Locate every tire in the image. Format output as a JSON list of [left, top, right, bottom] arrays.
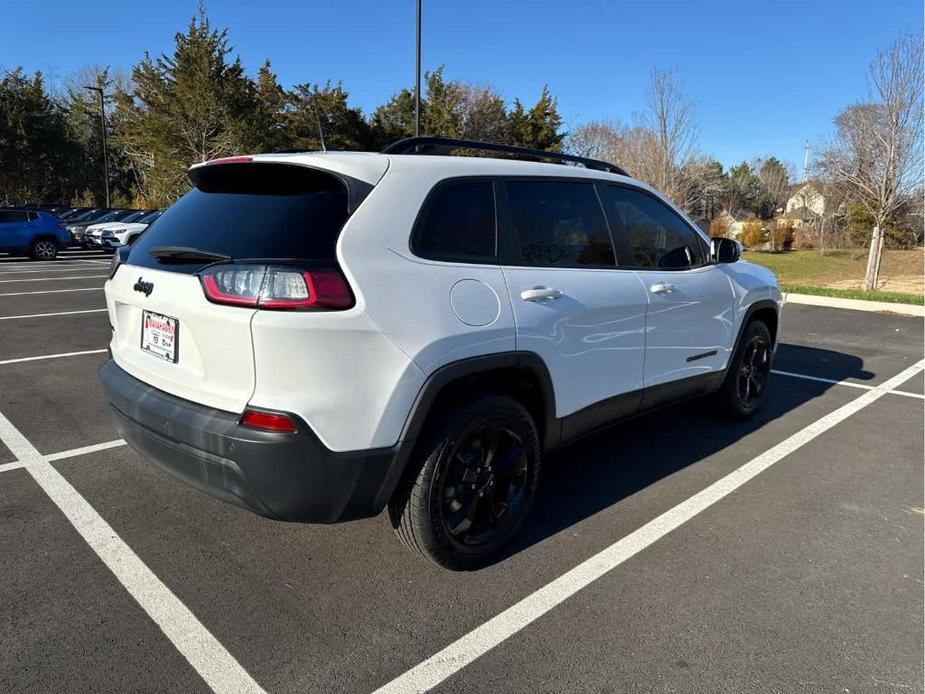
[[717, 320, 773, 419], [388, 394, 541, 570], [29, 238, 58, 261]]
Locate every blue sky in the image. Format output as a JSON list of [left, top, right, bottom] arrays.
[[3, 0, 921, 170]]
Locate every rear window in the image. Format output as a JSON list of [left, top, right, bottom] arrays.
[[412, 179, 496, 263], [502, 180, 616, 268], [127, 163, 350, 274]]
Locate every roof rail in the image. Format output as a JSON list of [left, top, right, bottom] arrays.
[[382, 136, 629, 177]]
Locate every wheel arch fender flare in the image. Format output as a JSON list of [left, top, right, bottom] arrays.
[[731, 299, 780, 360], [397, 351, 560, 451]]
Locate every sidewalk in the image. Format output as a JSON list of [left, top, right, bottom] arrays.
[[783, 291, 924, 317]]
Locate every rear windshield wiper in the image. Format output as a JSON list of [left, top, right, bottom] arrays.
[[149, 246, 232, 263]]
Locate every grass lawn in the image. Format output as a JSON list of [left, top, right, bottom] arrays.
[[743, 248, 924, 304], [777, 284, 923, 306]]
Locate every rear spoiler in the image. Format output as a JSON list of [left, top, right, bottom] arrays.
[[188, 158, 374, 214]]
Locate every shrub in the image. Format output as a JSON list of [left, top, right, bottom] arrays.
[[740, 218, 765, 248], [709, 216, 730, 238], [792, 226, 817, 249], [771, 219, 795, 251]]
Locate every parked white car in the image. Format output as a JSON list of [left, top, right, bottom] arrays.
[[98, 210, 163, 249], [84, 211, 148, 249], [99, 138, 782, 569]]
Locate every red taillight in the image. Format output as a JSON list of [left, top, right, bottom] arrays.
[[200, 265, 353, 310], [261, 270, 353, 309], [241, 409, 298, 433]]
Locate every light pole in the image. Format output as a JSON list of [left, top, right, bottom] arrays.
[[414, 0, 421, 137], [83, 85, 110, 207]]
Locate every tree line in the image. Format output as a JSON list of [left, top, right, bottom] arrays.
[[1, 9, 921, 290]]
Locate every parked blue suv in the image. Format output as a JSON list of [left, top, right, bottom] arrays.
[[0, 209, 70, 260]]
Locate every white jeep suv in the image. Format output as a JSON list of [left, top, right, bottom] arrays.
[[100, 137, 781, 569]]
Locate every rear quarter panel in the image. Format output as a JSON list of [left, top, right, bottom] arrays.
[[337, 159, 517, 375]]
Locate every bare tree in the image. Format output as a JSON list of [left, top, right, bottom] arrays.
[[640, 68, 699, 205], [567, 120, 624, 161], [566, 72, 699, 212], [456, 83, 508, 143], [816, 33, 923, 290], [566, 120, 658, 182]]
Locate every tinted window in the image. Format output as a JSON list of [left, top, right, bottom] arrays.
[[128, 163, 349, 274], [601, 186, 704, 269], [68, 210, 97, 221], [0, 210, 28, 223], [503, 181, 615, 267], [413, 180, 496, 262]]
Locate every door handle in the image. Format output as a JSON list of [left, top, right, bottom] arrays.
[[650, 282, 676, 294], [520, 286, 563, 303]]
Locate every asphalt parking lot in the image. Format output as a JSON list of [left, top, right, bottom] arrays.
[[0, 249, 922, 694]]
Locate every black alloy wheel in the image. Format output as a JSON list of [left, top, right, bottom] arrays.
[[718, 319, 773, 419], [438, 420, 529, 548], [389, 394, 540, 569], [737, 334, 771, 408]]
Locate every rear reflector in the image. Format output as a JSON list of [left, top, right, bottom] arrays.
[[241, 410, 298, 433], [200, 264, 353, 310]]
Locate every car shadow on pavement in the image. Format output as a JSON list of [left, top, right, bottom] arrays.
[[491, 343, 875, 566], [771, 343, 877, 383]]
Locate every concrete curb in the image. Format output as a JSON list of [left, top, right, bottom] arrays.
[[783, 291, 925, 317]]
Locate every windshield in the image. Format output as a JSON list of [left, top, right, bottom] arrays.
[[136, 210, 162, 224]]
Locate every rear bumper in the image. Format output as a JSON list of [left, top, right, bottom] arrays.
[[99, 359, 405, 523]]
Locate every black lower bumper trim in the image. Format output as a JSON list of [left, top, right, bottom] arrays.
[[99, 360, 404, 523]]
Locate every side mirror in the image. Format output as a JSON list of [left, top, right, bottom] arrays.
[[711, 237, 740, 264]]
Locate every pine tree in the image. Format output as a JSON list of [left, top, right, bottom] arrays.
[[369, 87, 416, 148], [421, 67, 463, 138], [117, 6, 262, 205], [250, 60, 288, 153], [0, 68, 78, 204], [508, 86, 564, 151], [286, 81, 372, 151]]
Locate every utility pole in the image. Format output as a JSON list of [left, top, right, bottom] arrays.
[[803, 141, 809, 182], [414, 0, 422, 137], [84, 85, 110, 207]]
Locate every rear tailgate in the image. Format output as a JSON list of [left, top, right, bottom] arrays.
[[107, 264, 257, 413], [104, 156, 386, 414]]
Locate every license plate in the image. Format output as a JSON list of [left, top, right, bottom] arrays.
[[141, 310, 179, 363]]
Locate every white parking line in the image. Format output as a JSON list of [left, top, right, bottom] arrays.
[[0, 440, 126, 475], [0, 265, 111, 275], [0, 275, 107, 283], [0, 257, 107, 265], [46, 439, 126, 462], [0, 308, 108, 321], [772, 369, 925, 400], [0, 413, 266, 694], [0, 349, 107, 366], [0, 287, 103, 297], [373, 358, 925, 694]]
